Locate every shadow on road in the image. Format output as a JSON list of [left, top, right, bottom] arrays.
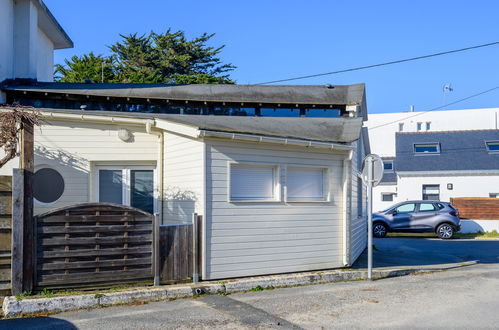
[[0, 316, 77, 329], [353, 237, 499, 269]]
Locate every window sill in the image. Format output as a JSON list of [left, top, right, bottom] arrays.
[[229, 199, 281, 203], [285, 199, 329, 203]]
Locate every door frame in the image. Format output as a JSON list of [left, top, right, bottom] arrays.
[[90, 163, 158, 214]]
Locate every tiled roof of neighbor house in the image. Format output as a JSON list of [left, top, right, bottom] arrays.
[[39, 108, 364, 143], [395, 130, 499, 172], [3, 82, 366, 106]]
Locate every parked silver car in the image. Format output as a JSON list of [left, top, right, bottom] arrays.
[[372, 201, 461, 239]]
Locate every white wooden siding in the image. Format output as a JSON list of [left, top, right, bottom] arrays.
[[27, 120, 158, 215], [349, 136, 368, 263], [204, 138, 347, 280], [162, 132, 204, 224]]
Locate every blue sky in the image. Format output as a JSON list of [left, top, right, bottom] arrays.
[[44, 0, 499, 114]]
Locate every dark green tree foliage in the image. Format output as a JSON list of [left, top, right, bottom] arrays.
[[55, 52, 115, 83], [55, 29, 235, 84]]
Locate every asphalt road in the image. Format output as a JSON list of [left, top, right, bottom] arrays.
[[2, 238, 498, 329]]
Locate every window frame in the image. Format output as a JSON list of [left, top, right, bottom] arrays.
[[228, 162, 281, 203], [283, 165, 330, 203], [92, 163, 158, 213], [381, 193, 394, 202], [422, 184, 440, 201], [383, 160, 394, 172], [414, 143, 440, 155], [485, 140, 499, 153]]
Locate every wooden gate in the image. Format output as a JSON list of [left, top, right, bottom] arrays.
[[0, 176, 12, 294], [34, 203, 154, 290]]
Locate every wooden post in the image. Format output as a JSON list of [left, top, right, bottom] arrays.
[[11, 120, 35, 294], [153, 213, 160, 286], [192, 213, 199, 283], [11, 169, 24, 295], [21, 120, 34, 292]]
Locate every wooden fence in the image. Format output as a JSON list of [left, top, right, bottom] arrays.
[[0, 176, 12, 294], [159, 217, 201, 283], [451, 198, 499, 220], [34, 203, 154, 290]]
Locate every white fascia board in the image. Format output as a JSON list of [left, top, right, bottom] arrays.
[[154, 119, 201, 138], [397, 170, 499, 177], [199, 130, 354, 151], [39, 110, 153, 126]]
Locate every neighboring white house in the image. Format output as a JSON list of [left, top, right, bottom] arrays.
[[365, 108, 499, 213], [0, 0, 73, 102], [0, 83, 370, 279]]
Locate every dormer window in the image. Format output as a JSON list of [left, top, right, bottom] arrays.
[[486, 141, 499, 152], [383, 160, 394, 171], [414, 143, 440, 154]]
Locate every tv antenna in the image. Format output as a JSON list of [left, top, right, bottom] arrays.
[[442, 83, 453, 109]]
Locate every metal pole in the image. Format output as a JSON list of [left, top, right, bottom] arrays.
[[153, 213, 160, 286], [192, 213, 199, 283], [367, 156, 373, 280]]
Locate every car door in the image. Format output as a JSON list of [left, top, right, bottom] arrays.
[[410, 202, 438, 229], [389, 203, 417, 230]]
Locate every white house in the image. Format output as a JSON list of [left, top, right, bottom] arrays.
[[365, 108, 499, 212], [1, 82, 370, 279], [0, 0, 73, 102]]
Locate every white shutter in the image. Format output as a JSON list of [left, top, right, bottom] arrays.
[[230, 165, 275, 200], [287, 167, 325, 201]]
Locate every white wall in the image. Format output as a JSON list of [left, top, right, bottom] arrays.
[[0, 119, 159, 215], [36, 27, 54, 82], [397, 173, 499, 203], [0, 0, 68, 84], [162, 132, 204, 224], [0, 0, 15, 83], [460, 220, 499, 233], [373, 184, 397, 212], [349, 136, 367, 263], [365, 108, 499, 157], [203, 138, 348, 280]]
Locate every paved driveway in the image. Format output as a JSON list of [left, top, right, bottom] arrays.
[[353, 237, 499, 269], [2, 238, 498, 329]]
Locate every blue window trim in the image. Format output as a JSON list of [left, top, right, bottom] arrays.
[[413, 142, 440, 155], [485, 140, 499, 153]]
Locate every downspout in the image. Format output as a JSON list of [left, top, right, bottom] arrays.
[[342, 149, 354, 267], [146, 120, 164, 223]]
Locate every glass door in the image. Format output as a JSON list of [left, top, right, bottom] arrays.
[[96, 166, 156, 214]]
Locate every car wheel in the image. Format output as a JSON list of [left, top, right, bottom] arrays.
[[437, 224, 454, 239], [373, 223, 387, 238]]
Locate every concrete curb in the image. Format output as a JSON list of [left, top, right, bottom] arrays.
[[2, 261, 476, 317]]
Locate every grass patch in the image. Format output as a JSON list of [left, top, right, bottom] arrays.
[[40, 288, 54, 297], [15, 291, 33, 301], [250, 285, 264, 292], [94, 293, 105, 299]]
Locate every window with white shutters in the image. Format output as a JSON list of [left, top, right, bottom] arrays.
[[286, 167, 327, 201], [230, 164, 278, 201]]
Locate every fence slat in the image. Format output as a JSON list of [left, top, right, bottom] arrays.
[[35, 203, 153, 290]]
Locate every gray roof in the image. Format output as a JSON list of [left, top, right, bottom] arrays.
[[40, 108, 363, 143], [395, 130, 499, 172], [5, 82, 365, 106], [35, 1, 73, 49]]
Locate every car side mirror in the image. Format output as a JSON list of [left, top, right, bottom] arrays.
[[390, 210, 397, 215]]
